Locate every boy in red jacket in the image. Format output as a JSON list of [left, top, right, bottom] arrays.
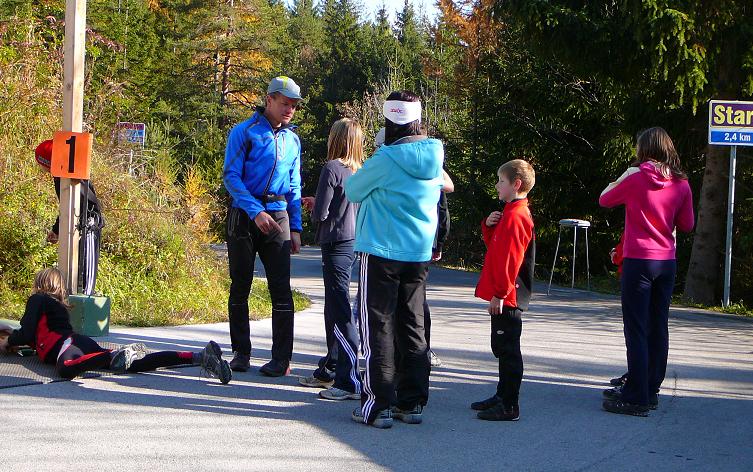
[[472, 159, 535, 421]]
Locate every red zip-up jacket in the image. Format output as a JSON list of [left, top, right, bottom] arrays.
[[475, 198, 535, 310]]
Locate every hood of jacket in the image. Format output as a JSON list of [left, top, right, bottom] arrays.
[[639, 161, 675, 189], [379, 137, 444, 181]]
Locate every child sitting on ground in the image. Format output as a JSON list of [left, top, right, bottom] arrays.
[[0, 268, 231, 384]]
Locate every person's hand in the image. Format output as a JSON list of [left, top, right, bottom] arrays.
[[47, 230, 59, 244], [254, 212, 283, 235], [609, 248, 617, 264], [0, 336, 9, 354], [488, 296, 502, 315], [290, 232, 301, 254], [486, 211, 501, 227], [431, 250, 442, 262], [301, 196, 315, 211], [442, 169, 454, 193]]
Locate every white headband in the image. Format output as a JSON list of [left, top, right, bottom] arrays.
[[383, 100, 422, 125]]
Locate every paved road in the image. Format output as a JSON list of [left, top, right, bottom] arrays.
[[3, 247, 752, 471]]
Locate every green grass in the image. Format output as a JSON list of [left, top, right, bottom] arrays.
[[671, 298, 753, 318], [575, 275, 753, 318]]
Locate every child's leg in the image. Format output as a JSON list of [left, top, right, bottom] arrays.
[[358, 254, 400, 424], [491, 308, 523, 408], [393, 262, 430, 410], [127, 351, 194, 373], [82, 223, 101, 296], [423, 297, 431, 349], [647, 260, 676, 395], [56, 334, 111, 379], [313, 242, 347, 381], [325, 241, 361, 393], [620, 258, 653, 405]]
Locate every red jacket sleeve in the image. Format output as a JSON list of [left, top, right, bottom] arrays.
[[489, 210, 533, 301], [481, 218, 495, 248]]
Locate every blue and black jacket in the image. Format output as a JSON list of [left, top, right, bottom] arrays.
[[223, 107, 302, 232]]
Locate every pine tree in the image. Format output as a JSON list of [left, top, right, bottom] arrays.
[[501, 0, 753, 303], [394, 0, 427, 90]]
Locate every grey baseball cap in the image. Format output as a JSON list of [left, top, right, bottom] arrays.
[[267, 76, 302, 100]]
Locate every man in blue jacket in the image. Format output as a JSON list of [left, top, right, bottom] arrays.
[[223, 76, 303, 377], [345, 90, 444, 428]]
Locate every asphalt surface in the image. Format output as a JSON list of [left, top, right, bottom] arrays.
[[2, 246, 752, 471]]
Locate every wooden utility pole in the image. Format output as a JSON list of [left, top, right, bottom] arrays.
[[59, 0, 87, 293]]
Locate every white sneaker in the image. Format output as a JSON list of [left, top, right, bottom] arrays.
[[429, 350, 443, 367], [109, 343, 147, 373], [319, 387, 360, 400]]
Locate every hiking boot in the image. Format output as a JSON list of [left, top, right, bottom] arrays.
[[603, 387, 658, 410], [109, 343, 147, 373], [429, 350, 442, 368], [319, 387, 360, 401], [229, 352, 250, 372], [471, 394, 502, 411], [610, 372, 628, 387], [351, 407, 393, 429], [299, 375, 334, 388], [602, 399, 649, 417], [477, 403, 520, 421], [391, 404, 423, 424], [260, 358, 290, 377], [200, 340, 232, 384]]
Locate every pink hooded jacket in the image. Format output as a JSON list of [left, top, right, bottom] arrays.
[[599, 162, 694, 260]]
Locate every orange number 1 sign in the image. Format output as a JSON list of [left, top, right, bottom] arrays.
[[51, 131, 93, 179]]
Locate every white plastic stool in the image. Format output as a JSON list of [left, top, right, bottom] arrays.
[[547, 219, 591, 294]]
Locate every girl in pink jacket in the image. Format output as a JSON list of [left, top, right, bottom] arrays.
[[599, 127, 694, 416]]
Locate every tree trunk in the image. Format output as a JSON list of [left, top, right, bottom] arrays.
[[219, 50, 231, 129], [683, 144, 729, 304]]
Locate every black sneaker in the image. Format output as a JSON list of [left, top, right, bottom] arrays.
[[603, 387, 622, 401], [229, 352, 250, 372], [610, 373, 628, 387], [200, 341, 232, 384], [602, 399, 649, 417], [603, 387, 658, 410], [391, 405, 423, 424], [471, 394, 502, 411], [259, 358, 290, 377], [351, 407, 393, 429], [477, 403, 520, 421]]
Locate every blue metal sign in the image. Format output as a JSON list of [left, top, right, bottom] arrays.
[[708, 100, 753, 147], [709, 130, 753, 145], [116, 122, 146, 146]]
